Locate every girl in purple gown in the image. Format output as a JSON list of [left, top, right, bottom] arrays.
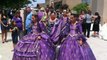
[[45, 12, 60, 45], [12, 13, 55, 60], [51, 11, 69, 45], [58, 14, 96, 60]]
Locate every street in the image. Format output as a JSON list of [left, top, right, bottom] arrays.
[[0, 32, 107, 60]]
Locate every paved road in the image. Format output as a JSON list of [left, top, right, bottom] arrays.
[[0, 32, 107, 60]]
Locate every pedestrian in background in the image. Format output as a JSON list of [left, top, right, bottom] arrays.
[[10, 21, 18, 49], [1, 14, 8, 43], [25, 7, 32, 35], [45, 5, 50, 16], [12, 11, 24, 39], [84, 10, 93, 38], [79, 11, 86, 35], [92, 12, 101, 37]]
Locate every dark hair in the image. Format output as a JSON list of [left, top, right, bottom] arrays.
[[71, 14, 79, 18], [11, 21, 16, 27], [70, 14, 79, 22], [80, 10, 86, 14], [37, 4, 41, 9], [50, 11, 56, 15], [87, 10, 91, 15], [1, 14, 7, 20], [95, 12, 99, 16], [95, 12, 101, 19], [26, 7, 31, 9], [2, 14, 6, 17], [47, 5, 49, 7], [15, 11, 20, 17], [32, 14, 42, 33]]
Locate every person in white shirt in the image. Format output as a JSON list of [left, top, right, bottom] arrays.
[[84, 10, 92, 38]]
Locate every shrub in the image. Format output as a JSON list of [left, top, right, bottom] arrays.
[[72, 3, 89, 14]]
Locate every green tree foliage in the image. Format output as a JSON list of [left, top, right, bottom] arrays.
[[0, 0, 31, 9], [54, 1, 62, 10], [72, 3, 89, 14], [61, 4, 69, 10]]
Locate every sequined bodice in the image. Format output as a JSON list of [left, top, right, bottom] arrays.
[[70, 24, 78, 35], [32, 25, 38, 34], [62, 17, 67, 26], [49, 22, 55, 27]]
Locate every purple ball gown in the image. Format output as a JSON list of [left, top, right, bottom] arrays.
[[58, 22, 96, 60], [46, 18, 60, 44], [12, 22, 55, 60], [50, 17, 70, 44]]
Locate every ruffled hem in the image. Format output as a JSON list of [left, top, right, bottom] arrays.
[[14, 50, 37, 57]]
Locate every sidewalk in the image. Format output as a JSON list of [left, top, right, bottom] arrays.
[[0, 32, 13, 60], [0, 32, 107, 60]]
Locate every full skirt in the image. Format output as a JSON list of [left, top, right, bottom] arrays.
[[12, 33, 55, 60]]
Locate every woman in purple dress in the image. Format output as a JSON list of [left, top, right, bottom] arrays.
[[56, 10, 70, 45], [12, 11, 24, 39], [12, 13, 55, 60], [58, 14, 96, 60]]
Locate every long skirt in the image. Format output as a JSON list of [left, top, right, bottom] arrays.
[[12, 33, 55, 60], [58, 35, 96, 60]]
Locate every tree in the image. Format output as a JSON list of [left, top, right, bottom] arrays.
[[54, 1, 62, 10], [72, 3, 89, 14], [61, 4, 69, 10], [0, 0, 32, 9]]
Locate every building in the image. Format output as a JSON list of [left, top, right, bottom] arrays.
[[46, 0, 106, 23], [91, 0, 107, 24], [46, 0, 81, 9]]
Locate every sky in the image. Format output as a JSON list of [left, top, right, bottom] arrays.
[[28, 0, 46, 7], [82, 0, 91, 4]]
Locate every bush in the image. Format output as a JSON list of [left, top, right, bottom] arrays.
[[72, 3, 89, 14], [61, 4, 69, 10], [54, 1, 62, 10]]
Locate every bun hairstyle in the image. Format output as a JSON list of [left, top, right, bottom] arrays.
[[2, 14, 7, 19], [70, 13, 79, 22], [11, 20, 16, 27], [32, 11, 42, 33], [71, 13, 79, 18], [95, 12, 101, 19], [32, 10, 38, 22], [50, 11, 56, 15]]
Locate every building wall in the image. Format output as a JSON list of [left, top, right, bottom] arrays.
[[103, 0, 107, 23], [91, 0, 106, 24], [46, 0, 81, 9], [97, 0, 104, 17], [91, 0, 97, 14]]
